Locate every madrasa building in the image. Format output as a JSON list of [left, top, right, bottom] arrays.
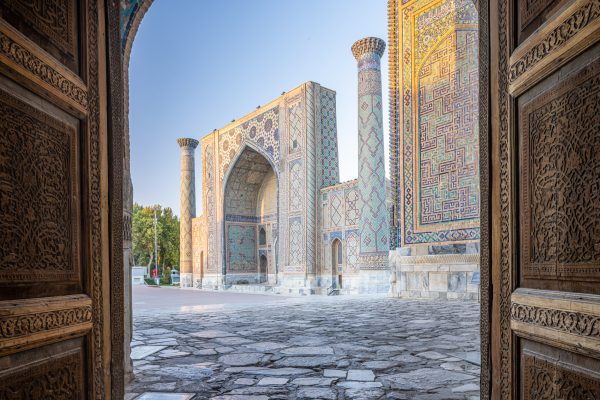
[[177, 37, 391, 295], [178, 9, 482, 298]]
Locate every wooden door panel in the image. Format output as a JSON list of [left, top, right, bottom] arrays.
[[0, 0, 80, 73], [518, 48, 600, 294], [0, 0, 110, 397], [0, 76, 83, 300], [0, 18, 88, 117], [513, 18, 600, 400], [511, 289, 600, 358], [0, 295, 92, 357], [491, 0, 600, 398], [0, 337, 85, 399], [520, 340, 600, 399], [509, 0, 600, 96], [517, 0, 567, 44]]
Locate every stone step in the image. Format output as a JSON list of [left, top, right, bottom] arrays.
[[226, 284, 274, 294]]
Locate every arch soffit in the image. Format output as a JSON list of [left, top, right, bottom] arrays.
[[122, 0, 154, 67], [221, 142, 280, 199]]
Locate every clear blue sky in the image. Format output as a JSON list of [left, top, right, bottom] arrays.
[[130, 0, 389, 216]]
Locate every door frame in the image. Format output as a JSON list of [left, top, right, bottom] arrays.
[[107, 0, 125, 397], [108, 0, 493, 398]]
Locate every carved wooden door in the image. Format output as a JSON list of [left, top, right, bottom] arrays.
[[489, 0, 600, 399], [0, 1, 121, 398]]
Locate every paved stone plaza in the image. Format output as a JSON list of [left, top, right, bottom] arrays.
[[127, 288, 480, 400]]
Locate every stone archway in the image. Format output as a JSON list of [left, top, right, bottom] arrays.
[[120, 0, 154, 384], [222, 146, 278, 285], [116, 0, 495, 397]]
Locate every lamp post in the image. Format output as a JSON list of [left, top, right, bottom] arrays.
[[154, 209, 159, 287]]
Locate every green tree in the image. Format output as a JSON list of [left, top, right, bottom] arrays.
[[132, 203, 180, 275]]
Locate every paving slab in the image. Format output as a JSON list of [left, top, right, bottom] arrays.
[[347, 369, 375, 381], [257, 377, 288, 385], [127, 291, 480, 399], [323, 369, 347, 378], [296, 387, 337, 399], [131, 346, 167, 360]]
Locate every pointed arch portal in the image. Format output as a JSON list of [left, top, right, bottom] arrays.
[[223, 146, 278, 284]]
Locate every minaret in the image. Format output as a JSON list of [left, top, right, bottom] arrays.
[[352, 37, 389, 273], [177, 138, 199, 288]]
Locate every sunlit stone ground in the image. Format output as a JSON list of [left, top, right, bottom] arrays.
[[126, 286, 480, 400]]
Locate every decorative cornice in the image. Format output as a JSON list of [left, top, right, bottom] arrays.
[[509, 1, 600, 84], [0, 21, 88, 113], [177, 138, 199, 149], [0, 295, 92, 355], [393, 253, 480, 265], [359, 253, 389, 270], [352, 37, 386, 60], [511, 303, 600, 338], [388, 0, 400, 250], [320, 179, 358, 193], [0, 305, 92, 340]]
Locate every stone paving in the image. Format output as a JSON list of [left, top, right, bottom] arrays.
[[126, 295, 480, 400]]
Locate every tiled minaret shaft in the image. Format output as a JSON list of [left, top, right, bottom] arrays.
[[352, 37, 389, 269], [177, 138, 199, 287]]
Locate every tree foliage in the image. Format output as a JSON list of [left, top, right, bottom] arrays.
[[132, 203, 180, 272]]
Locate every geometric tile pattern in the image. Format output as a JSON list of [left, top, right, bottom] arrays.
[[239, 107, 280, 163], [305, 83, 317, 276], [289, 160, 303, 212], [177, 138, 199, 283], [395, 0, 480, 245], [226, 224, 257, 273], [219, 107, 280, 181], [288, 100, 303, 155], [344, 188, 359, 226], [418, 30, 479, 225], [218, 129, 241, 180], [223, 147, 276, 275], [355, 43, 389, 256], [224, 148, 272, 217], [357, 92, 389, 254], [319, 178, 362, 277], [329, 231, 343, 241], [205, 144, 217, 273], [319, 88, 339, 187], [191, 83, 342, 282], [345, 230, 360, 273], [120, 0, 142, 47], [288, 217, 303, 266], [329, 191, 344, 227]]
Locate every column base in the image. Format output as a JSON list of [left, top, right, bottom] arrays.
[[388, 250, 480, 301], [180, 272, 193, 288], [193, 277, 202, 289]]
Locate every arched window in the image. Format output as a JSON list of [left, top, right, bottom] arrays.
[[259, 227, 266, 245]]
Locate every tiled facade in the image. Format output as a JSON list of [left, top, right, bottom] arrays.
[[120, 0, 483, 298], [388, 0, 481, 300], [192, 82, 347, 292], [389, 0, 480, 247], [119, 0, 485, 298], [189, 78, 393, 294], [320, 180, 359, 290]]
